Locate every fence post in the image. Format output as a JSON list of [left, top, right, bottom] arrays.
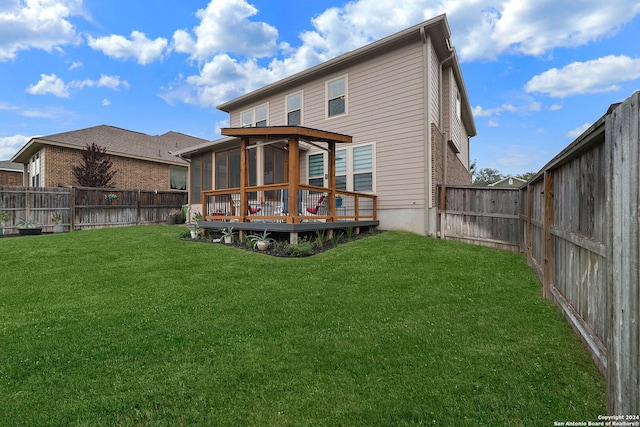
[[137, 189, 141, 225], [69, 187, 76, 232], [439, 185, 447, 239], [606, 92, 639, 415], [542, 170, 554, 300]]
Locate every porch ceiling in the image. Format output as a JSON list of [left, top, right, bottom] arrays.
[[221, 126, 353, 144]]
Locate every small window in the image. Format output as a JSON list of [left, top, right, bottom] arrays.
[[336, 149, 347, 190], [327, 76, 346, 117], [255, 104, 267, 127], [286, 92, 302, 125], [242, 104, 268, 127], [30, 153, 40, 187], [353, 145, 373, 191], [308, 153, 324, 187], [170, 166, 187, 190], [241, 110, 253, 127], [456, 92, 461, 120]]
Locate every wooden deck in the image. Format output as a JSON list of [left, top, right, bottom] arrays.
[[197, 219, 379, 244]]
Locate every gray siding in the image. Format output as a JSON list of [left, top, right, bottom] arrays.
[[228, 42, 429, 211]]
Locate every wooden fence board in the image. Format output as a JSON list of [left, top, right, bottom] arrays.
[[439, 91, 640, 413], [439, 186, 520, 250], [0, 186, 186, 232]]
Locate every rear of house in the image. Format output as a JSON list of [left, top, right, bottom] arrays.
[[180, 14, 475, 235]]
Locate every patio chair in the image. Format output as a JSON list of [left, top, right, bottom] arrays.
[[230, 194, 261, 215], [305, 194, 327, 215]]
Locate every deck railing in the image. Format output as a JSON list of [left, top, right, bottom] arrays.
[[201, 185, 376, 223]]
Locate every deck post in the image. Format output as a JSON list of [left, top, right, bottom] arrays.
[[287, 136, 300, 223], [240, 137, 248, 221], [328, 141, 336, 221]]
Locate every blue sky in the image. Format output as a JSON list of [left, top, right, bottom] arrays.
[[1, 0, 640, 175]]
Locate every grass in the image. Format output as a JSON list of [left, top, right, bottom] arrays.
[[0, 226, 605, 426]]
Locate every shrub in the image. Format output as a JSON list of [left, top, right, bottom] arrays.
[[285, 240, 314, 257]]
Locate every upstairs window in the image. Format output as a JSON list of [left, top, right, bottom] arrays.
[[241, 104, 268, 127], [241, 110, 253, 127], [255, 104, 267, 127], [286, 92, 302, 125], [327, 76, 346, 118]]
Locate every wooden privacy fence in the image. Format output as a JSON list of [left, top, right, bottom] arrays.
[[438, 91, 640, 414], [0, 186, 187, 233], [438, 185, 520, 251]]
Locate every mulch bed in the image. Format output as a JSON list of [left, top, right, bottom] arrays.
[[183, 229, 381, 257]]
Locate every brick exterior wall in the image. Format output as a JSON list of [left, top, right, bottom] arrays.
[[43, 145, 185, 190], [0, 170, 23, 186], [431, 123, 471, 205]]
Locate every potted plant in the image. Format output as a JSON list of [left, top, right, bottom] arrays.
[[221, 226, 235, 244], [189, 212, 203, 239], [51, 212, 64, 233], [166, 209, 180, 225], [246, 229, 275, 251], [17, 217, 43, 236], [0, 211, 9, 236]]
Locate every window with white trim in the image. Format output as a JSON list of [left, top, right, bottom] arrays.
[[30, 153, 40, 187], [255, 104, 267, 127], [327, 76, 346, 118], [353, 145, 373, 191], [308, 153, 324, 187], [313, 143, 375, 192], [456, 92, 461, 120], [241, 104, 268, 127], [286, 92, 302, 125]]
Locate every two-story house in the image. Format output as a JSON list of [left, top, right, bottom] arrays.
[[176, 14, 476, 235]]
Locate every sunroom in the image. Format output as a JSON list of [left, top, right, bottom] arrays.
[[178, 126, 378, 243]]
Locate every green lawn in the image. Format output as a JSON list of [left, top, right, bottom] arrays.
[[0, 226, 605, 426]]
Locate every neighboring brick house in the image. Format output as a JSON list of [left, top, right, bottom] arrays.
[[0, 161, 23, 186], [11, 125, 208, 191], [177, 14, 476, 235]]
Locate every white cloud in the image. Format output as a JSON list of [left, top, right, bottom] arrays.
[[0, 0, 83, 61], [102, 99, 111, 106], [567, 122, 592, 139], [490, 143, 550, 175], [487, 119, 499, 127], [26, 73, 129, 98], [452, 0, 640, 61], [525, 55, 640, 98], [69, 61, 83, 70], [172, 0, 280, 61], [0, 134, 31, 159], [87, 31, 168, 65], [26, 73, 70, 98], [164, 0, 640, 107], [548, 104, 563, 111], [473, 103, 517, 117]]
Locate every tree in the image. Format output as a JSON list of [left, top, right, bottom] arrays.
[[516, 171, 537, 181], [72, 143, 116, 188], [473, 167, 504, 186]]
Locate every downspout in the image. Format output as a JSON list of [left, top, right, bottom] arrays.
[[421, 27, 433, 236], [439, 50, 455, 238]]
